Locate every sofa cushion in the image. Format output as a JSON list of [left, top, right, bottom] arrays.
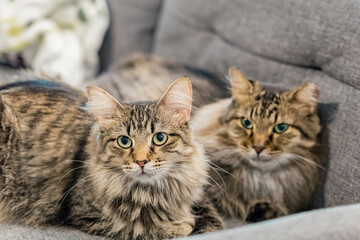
[[182, 203, 360, 240], [0, 225, 103, 240], [155, 0, 360, 89], [153, 0, 360, 207]]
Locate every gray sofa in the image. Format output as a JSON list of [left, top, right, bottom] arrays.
[[0, 0, 359, 239]]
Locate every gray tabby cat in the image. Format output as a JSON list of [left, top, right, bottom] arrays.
[[193, 67, 322, 221], [87, 54, 322, 222], [0, 78, 223, 239]]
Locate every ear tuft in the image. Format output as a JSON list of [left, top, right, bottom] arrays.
[[289, 82, 320, 113], [87, 86, 123, 128], [228, 67, 253, 100], [157, 77, 192, 124]]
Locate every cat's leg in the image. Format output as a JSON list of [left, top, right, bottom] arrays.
[[207, 184, 247, 220], [191, 197, 224, 234], [245, 201, 288, 223]]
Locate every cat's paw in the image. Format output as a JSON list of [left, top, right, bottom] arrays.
[[191, 202, 224, 234], [180, 223, 193, 236], [169, 223, 193, 238], [245, 202, 287, 223]]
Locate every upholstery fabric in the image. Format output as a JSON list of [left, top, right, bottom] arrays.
[[99, 0, 162, 70], [182, 203, 360, 240], [153, 0, 360, 208], [0, 225, 102, 240]]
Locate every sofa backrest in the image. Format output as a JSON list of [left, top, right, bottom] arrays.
[[99, 0, 162, 71]]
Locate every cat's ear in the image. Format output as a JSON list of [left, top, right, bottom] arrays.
[[229, 67, 254, 101], [288, 82, 320, 113], [157, 77, 192, 124], [87, 86, 124, 128]]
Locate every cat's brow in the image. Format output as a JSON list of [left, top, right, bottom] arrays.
[[253, 91, 280, 120], [127, 104, 156, 134]]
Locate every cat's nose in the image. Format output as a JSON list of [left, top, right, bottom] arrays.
[[135, 160, 148, 169], [253, 146, 265, 154]]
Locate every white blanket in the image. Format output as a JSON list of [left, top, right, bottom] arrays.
[[0, 0, 109, 86]]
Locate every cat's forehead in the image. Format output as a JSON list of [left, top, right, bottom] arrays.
[[251, 90, 281, 119], [115, 102, 174, 136], [228, 90, 284, 125], [120, 103, 158, 132], [125, 102, 157, 120], [255, 90, 280, 106]]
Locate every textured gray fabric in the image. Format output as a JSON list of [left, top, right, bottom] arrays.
[[0, 225, 103, 240], [99, 0, 162, 70], [182, 203, 360, 240], [154, 0, 360, 208], [155, 0, 360, 89]]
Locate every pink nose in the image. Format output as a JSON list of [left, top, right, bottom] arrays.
[[136, 160, 148, 169], [253, 146, 265, 154]]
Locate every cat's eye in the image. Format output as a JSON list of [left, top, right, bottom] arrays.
[[117, 136, 132, 149], [274, 123, 289, 134], [153, 132, 168, 146], [241, 117, 253, 129]]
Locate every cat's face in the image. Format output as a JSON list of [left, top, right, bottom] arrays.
[[87, 78, 197, 183], [219, 67, 321, 169], [97, 104, 195, 183]]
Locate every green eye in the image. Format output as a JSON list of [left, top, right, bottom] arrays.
[[117, 136, 132, 149], [241, 117, 253, 129], [153, 132, 168, 146], [274, 123, 289, 134]]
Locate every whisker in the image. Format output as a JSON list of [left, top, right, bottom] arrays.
[[172, 157, 238, 179], [207, 175, 225, 196], [56, 171, 108, 209], [58, 160, 114, 183], [283, 153, 327, 172]]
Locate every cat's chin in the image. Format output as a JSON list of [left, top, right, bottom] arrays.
[[133, 174, 154, 183], [128, 170, 164, 184], [247, 149, 272, 162], [244, 150, 289, 170]]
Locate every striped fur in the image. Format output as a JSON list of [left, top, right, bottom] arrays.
[[0, 79, 223, 239], [82, 54, 229, 106], [192, 68, 322, 222]]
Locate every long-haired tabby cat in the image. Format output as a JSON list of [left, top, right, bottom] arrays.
[[0, 78, 223, 239], [193, 67, 322, 222]]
